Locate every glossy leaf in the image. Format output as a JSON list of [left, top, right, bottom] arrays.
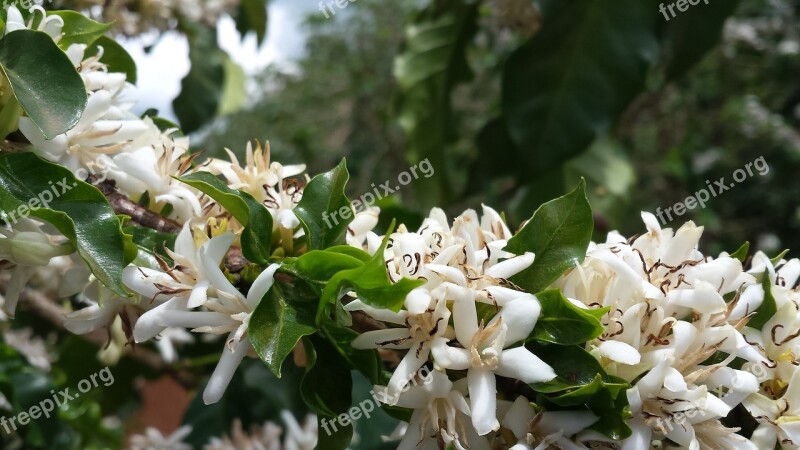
[[49, 11, 112, 49], [507, 179, 593, 293], [249, 279, 317, 377], [177, 172, 272, 264], [0, 30, 88, 139], [531, 343, 631, 440], [319, 229, 425, 321], [87, 36, 137, 84], [528, 289, 606, 345], [293, 159, 352, 251], [502, 0, 658, 173], [301, 336, 354, 449], [0, 153, 130, 296]]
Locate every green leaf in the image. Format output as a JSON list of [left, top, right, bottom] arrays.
[[49, 11, 112, 49], [506, 179, 593, 293], [294, 249, 370, 283], [502, 0, 658, 173], [531, 343, 631, 440], [173, 23, 226, 133], [729, 241, 749, 263], [528, 289, 606, 345], [530, 343, 609, 394], [177, 172, 272, 264], [249, 278, 317, 377], [0, 153, 130, 296], [771, 249, 790, 266], [318, 227, 425, 322], [87, 36, 137, 84], [322, 324, 383, 385], [293, 159, 352, 251], [0, 30, 88, 139], [217, 58, 247, 116], [124, 225, 177, 263], [661, 0, 741, 80], [394, 0, 479, 208], [749, 270, 777, 330], [235, 0, 268, 44], [301, 336, 354, 449]]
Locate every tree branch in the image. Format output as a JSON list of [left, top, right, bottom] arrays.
[[0, 277, 197, 388]]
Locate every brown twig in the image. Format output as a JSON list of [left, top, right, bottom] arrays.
[[0, 277, 196, 388], [96, 180, 182, 233]]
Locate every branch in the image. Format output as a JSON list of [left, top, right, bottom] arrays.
[[96, 180, 182, 233], [1, 277, 197, 388]]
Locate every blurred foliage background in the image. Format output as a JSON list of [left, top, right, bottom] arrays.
[[4, 0, 800, 448], [196, 0, 800, 258]]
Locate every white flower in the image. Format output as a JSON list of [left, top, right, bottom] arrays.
[[19, 90, 149, 172], [105, 127, 202, 222], [432, 296, 555, 435], [745, 366, 800, 449], [346, 287, 452, 397], [64, 279, 146, 336], [5, 6, 63, 40], [124, 224, 222, 320], [155, 327, 195, 364], [203, 141, 306, 203], [381, 370, 488, 450], [201, 141, 306, 253], [624, 350, 759, 450], [501, 396, 596, 450], [281, 411, 317, 450], [346, 207, 379, 248], [130, 231, 279, 404], [0, 219, 73, 317], [129, 425, 193, 450]]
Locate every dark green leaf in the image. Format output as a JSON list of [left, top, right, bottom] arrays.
[[0, 153, 130, 296], [530, 343, 609, 394], [87, 36, 137, 84], [749, 270, 777, 330], [301, 336, 354, 449], [49, 11, 112, 49], [531, 342, 631, 440], [294, 159, 352, 251], [661, 0, 741, 80], [322, 324, 384, 385], [178, 172, 272, 264], [249, 279, 317, 377], [528, 289, 606, 345], [507, 179, 593, 293], [235, 0, 268, 44], [730, 241, 749, 263], [0, 30, 88, 139], [502, 0, 658, 172]]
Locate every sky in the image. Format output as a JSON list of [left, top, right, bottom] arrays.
[[123, 0, 319, 121]]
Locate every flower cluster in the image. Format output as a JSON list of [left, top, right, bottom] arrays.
[[129, 412, 317, 450], [551, 213, 799, 449], [1, 4, 311, 401], [347, 207, 560, 448]]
